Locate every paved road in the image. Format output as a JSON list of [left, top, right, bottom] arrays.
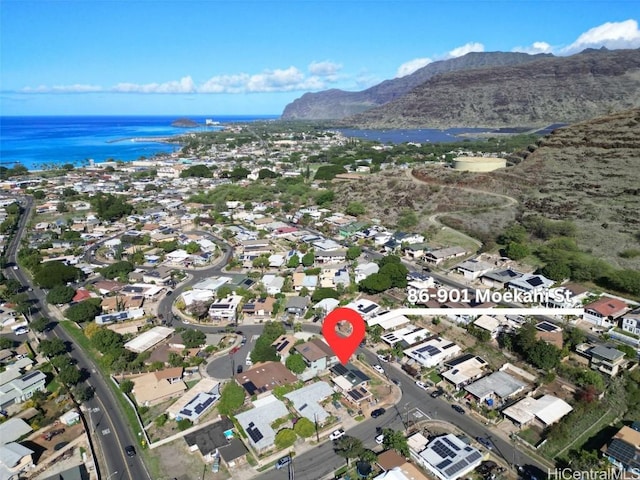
[[3, 196, 150, 480], [255, 347, 545, 480]]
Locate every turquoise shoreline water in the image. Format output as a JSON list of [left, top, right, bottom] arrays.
[[0, 115, 278, 170]]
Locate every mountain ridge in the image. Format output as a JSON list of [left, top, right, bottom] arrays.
[[282, 51, 553, 120]]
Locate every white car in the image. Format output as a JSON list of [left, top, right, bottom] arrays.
[[373, 365, 385, 374], [329, 429, 345, 441], [415, 381, 428, 390], [246, 355, 253, 366], [14, 327, 29, 335], [375, 434, 385, 445], [377, 354, 389, 362]]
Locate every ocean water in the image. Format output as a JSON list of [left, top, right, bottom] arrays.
[[0, 115, 279, 170]]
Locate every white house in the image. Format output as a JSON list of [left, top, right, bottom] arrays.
[[208, 295, 242, 323], [355, 262, 379, 283], [403, 337, 461, 368]]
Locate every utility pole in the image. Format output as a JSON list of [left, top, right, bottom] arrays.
[[314, 413, 320, 443]]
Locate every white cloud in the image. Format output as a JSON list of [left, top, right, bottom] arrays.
[[112, 76, 196, 94], [561, 19, 640, 54], [396, 57, 433, 78], [447, 42, 485, 58], [511, 41, 553, 54], [308, 60, 342, 76]]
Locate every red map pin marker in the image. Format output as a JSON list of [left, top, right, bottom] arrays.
[[322, 307, 366, 365]]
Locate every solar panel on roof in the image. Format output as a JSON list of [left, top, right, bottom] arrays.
[[243, 381, 257, 395], [436, 459, 452, 469], [247, 424, 264, 444], [607, 439, 637, 464], [432, 440, 455, 459], [466, 451, 482, 463], [444, 459, 468, 476], [419, 345, 441, 356], [349, 389, 363, 400], [21, 371, 42, 382], [442, 437, 460, 451], [528, 277, 543, 287], [181, 409, 192, 416], [361, 304, 377, 313], [276, 340, 289, 352], [332, 364, 348, 376], [536, 322, 557, 332]]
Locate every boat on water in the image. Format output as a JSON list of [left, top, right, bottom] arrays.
[[205, 118, 220, 126]]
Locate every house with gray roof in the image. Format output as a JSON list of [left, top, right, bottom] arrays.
[[0, 370, 47, 409], [464, 371, 527, 405], [235, 395, 288, 453], [285, 296, 309, 316], [284, 381, 333, 424]]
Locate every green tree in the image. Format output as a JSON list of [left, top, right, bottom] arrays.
[[180, 164, 213, 178], [528, 341, 562, 370], [73, 385, 95, 402], [252, 256, 270, 270], [382, 428, 409, 457], [379, 262, 408, 288], [345, 201, 366, 217], [275, 428, 297, 449], [120, 379, 134, 394], [181, 329, 206, 348], [217, 381, 246, 416], [89, 193, 133, 221], [38, 338, 67, 357], [396, 209, 418, 229], [314, 164, 346, 181], [216, 285, 232, 299], [301, 251, 315, 267], [498, 223, 528, 245], [541, 262, 571, 282], [34, 261, 82, 288], [359, 273, 391, 293], [287, 255, 300, 268], [177, 419, 193, 431], [100, 261, 134, 280], [504, 242, 530, 260], [311, 287, 340, 303], [293, 417, 315, 438], [185, 241, 200, 254], [334, 436, 364, 466], [58, 364, 82, 385], [250, 321, 285, 363], [346, 246, 362, 261], [258, 168, 278, 179], [91, 328, 124, 354], [46, 285, 76, 305], [65, 300, 101, 323], [315, 190, 335, 206], [285, 353, 307, 374], [0, 337, 14, 349], [30, 316, 50, 333]]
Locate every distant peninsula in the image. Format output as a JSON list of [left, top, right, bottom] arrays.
[[171, 118, 199, 128]]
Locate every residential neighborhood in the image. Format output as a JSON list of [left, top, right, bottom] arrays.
[[0, 125, 639, 480]]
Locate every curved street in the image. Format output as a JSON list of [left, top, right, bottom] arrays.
[[7, 197, 550, 480]]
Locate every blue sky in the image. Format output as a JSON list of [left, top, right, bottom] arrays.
[[2, 0, 639, 116]]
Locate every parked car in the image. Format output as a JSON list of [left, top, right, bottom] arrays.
[[375, 433, 385, 445], [371, 408, 386, 418], [14, 327, 29, 335], [42, 428, 65, 441], [229, 346, 240, 355], [377, 354, 389, 363], [241, 336, 247, 345], [275, 455, 291, 470], [451, 404, 465, 414], [329, 429, 345, 441], [125, 445, 136, 457], [373, 365, 385, 374], [476, 436, 493, 450], [246, 355, 253, 366], [391, 378, 400, 386], [430, 388, 444, 398], [236, 365, 243, 374], [415, 381, 428, 390]]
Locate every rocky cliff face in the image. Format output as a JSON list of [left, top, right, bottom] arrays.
[[344, 48, 640, 129], [281, 51, 552, 120]]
